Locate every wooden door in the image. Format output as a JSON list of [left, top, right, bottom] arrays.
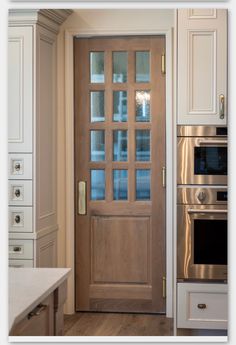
[[74, 36, 166, 313]]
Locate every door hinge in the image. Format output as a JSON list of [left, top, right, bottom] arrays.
[[162, 276, 166, 299], [161, 53, 166, 74]]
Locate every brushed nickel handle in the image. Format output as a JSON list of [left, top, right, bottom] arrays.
[[188, 209, 227, 214], [197, 303, 207, 309], [28, 304, 47, 319], [162, 167, 166, 188], [78, 181, 86, 215], [198, 139, 227, 146], [14, 163, 21, 171], [15, 215, 21, 224], [219, 94, 225, 119], [14, 189, 21, 198]]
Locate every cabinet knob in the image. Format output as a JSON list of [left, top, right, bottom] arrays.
[[14, 163, 21, 171], [15, 215, 21, 224], [14, 189, 21, 198], [197, 303, 207, 309]]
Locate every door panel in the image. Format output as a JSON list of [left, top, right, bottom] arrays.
[[74, 36, 166, 313]]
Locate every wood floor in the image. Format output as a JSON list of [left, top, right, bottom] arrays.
[[64, 312, 173, 336]]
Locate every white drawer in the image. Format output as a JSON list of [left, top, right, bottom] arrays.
[[8, 180, 32, 206], [9, 259, 34, 268], [9, 207, 33, 233], [8, 153, 32, 179], [9, 239, 34, 260], [177, 283, 227, 330]]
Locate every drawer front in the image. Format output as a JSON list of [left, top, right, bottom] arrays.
[[10, 294, 54, 336], [8, 180, 32, 206], [8, 154, 32, 179], [9, 259, 34, 268], [9, 239, 33, 260], [177, 283, 227, 330], [9, 207, 33, 233]]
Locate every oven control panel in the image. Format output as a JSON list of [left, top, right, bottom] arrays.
[[177, 187, 227, 205]]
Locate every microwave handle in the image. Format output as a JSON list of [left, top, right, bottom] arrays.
[[198, 140, 227, 146], [188, 209, 227, 214]]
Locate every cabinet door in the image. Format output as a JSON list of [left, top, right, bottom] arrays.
[[178, 9, 227, 125], [8, 26, 33, 152]]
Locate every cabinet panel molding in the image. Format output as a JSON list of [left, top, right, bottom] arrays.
[[178, 9, 227, 125], [8, 26, 33, 152]]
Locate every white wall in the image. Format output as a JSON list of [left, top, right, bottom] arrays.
[[56, 9, 175, 314]]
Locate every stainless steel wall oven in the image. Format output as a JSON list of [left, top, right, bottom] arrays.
[[177, 126, 227, 185], [177, 187, 227, 281]]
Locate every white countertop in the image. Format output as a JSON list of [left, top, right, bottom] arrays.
[[9, 267, 71, 332]]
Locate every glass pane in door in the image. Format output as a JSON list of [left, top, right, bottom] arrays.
[[136, 51, 150, 82], [136, 130, 150, 161], [136, 169, 150, 200], [90, 130, 105, 161], [113, 170, 128, 200], [90, 52, 104, 83], [113, 91, 128, 122], [91, 170, 105, 200], [113, 130, 128, 161], [90, 91, 105, 122], [113, 52, 128, 83], [135, 91, 150, 122]]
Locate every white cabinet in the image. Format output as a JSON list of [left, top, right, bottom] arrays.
[[177, 282, 227, 330], [8, 10, 72, 268], [177, 9, 227, 125]]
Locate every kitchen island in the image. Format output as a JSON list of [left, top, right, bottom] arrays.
[[9, 268, 71, 336]]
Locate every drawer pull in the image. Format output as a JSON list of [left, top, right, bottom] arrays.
[[197, 303, 207, 309], [15, 215, 21, 224], [15, 163, 21, 171], [13, 246, 22, 252], [14, 189, 21, 198], [28, 304, 47, 319]]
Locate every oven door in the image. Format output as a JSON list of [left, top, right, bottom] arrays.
[[177, 137, 227, 185], [177, 205, 227, 281]]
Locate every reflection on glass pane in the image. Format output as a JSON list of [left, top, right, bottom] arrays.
[[90, 52, 104, 83], [113, 91, 128, 122], [113, 170, 128, 200], [90, 130, 105, 161], [90, 91, 105, 122], [91, 170, 105, 200], [136, 52, 150, 82], [136, 170, 150, 200], [136, 130, 150, 161], [136, 91, 150, 122], [113, 52, 127, 83], [113, 130, 128, 161]]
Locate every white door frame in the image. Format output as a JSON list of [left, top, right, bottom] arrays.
[[64, 28, 176, 317]]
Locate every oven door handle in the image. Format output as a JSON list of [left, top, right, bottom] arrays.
[[188, 209, 227, 214], [198, 139, 227, 146]]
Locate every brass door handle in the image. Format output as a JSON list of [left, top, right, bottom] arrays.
[[78, 181, 86, 215], [219, 94, 225, 120]]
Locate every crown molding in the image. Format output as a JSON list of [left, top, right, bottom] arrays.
[[9, 9, 73, 33]]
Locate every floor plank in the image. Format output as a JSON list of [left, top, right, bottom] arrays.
[[64, 312, 173, 336]]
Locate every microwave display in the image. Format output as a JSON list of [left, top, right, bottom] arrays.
[[194, 147, 227, 175], [194, 219, 227, 265]]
